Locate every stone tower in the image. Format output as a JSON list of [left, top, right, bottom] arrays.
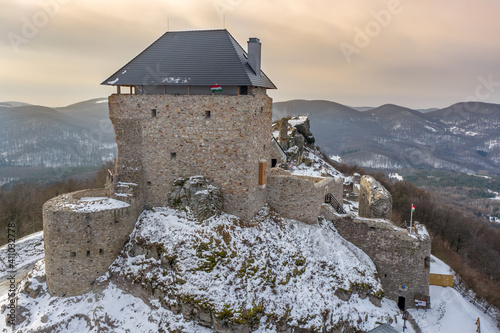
[[103, 29, 276, 220], [42, 29, 276, 296]]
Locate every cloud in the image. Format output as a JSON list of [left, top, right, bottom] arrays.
[[1, 0, 500, 108]]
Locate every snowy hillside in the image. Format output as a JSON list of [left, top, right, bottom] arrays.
[[0, 99, 115, 168], [1, 232, 498, 332]]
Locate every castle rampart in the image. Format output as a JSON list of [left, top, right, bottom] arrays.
[[267, 168, 335, 224], [321, 205, 431, 309], [43, 188, 139, 296]]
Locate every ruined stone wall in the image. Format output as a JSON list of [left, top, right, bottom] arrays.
[[321, 205, 430, 308], [358, 175, 392, 219], [108, 89, 272, 220], [330, 177, 344, 207], [43, 188, 140, 296], [267, 168, 334, 224]]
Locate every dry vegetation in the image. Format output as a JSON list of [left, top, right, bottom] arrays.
[[325, 155, 500, 309], [0, 163, 111, 246]]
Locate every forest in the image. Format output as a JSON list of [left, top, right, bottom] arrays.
[[0, 164, 108, 245], [1, 160, 500, 310], [329, 157, 500, 310]]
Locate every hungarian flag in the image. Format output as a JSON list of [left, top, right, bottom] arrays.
[[210, 84, 222, 92], [412, 205, 416, 213]]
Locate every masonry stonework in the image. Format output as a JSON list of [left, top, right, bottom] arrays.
[[43, 188, 140, 296], [267, 168, 334, 224], [322, 205, 431, 308], [109, 88, 272, 221]]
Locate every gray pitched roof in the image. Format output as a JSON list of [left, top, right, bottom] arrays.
[[101, 29, 276, 89], [367, 324, 400, 333]]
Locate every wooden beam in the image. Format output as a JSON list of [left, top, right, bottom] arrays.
[[117, 86, 121, 94]]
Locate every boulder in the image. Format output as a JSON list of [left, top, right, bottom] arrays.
[[358, 175, 392, 219], [291, 116, 315, 145], [168, 176, 223, 221]]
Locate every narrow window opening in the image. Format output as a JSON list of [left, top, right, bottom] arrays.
[[384, 274, 387, 278], [397, 297, 406, 311], [151, 109, 157, 117], [99, 249, 103, 255], [205, 110, 211, 119], [147, 181, 152, 186], [171, 152, 177, 160], [271, 159, 277, 168], [86, 251, 91, 257], [424, 256, 430, 268], [70, 252, 76, 257]]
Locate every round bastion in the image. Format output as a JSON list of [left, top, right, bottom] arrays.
[[43, 188, 137, 296]]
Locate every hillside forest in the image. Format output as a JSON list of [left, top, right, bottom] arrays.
[[1, 160, 499, 311]]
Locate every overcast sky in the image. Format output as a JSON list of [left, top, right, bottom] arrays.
[[2, 0, 500, 109]]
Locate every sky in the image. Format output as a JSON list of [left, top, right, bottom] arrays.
[[1, 0, 500, 109]]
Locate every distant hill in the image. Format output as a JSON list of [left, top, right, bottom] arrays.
[[0, 98, 115, 169], [2, 97, 499, 176], [273, 100, 500, 174]]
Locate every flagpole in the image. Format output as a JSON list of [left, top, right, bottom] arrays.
[[410, 203, 414, 234]]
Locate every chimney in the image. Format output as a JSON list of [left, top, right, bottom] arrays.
[[247, 37, 261, 77]]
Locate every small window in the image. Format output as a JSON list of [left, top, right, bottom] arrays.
[[424, 256, 430, 268], [99, 249, 103, 255], [240, 86, 248, 95], [205, 110, 211, 119], [70, 252, 76, 257], [171, 152, 177, 160], [271, 159, 277, 168], [86, 251, 90, 257], [151, 109, 157, 117], [146, 181, 152, 186]]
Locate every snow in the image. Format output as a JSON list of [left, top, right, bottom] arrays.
[[95, 99, 107, 104], [0, 231, 44, 278], [288, 115, 307, 127], [429, 255, 452, 275], [107, 78, 119, 84], [329, 154, 342, 163], [289, 149, 342, 178], [409, 286, 499, 333], [1, 221, 499, 332], [113, 207, 397, 331], [2, 261, 211, 333], [389, 173, 404, 181], [64, 197, 130, 213]]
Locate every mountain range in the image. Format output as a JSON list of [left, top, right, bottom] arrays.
[[1, 98, 499, 177], [273, 100, 500, 175], [0, 98, 116, 168]]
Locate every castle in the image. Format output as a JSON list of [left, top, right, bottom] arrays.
[[42, 29, 429, 312]]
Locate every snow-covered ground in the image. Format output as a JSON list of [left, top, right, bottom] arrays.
[[389, 173, 404, 181], [1, 223, 499, 332], [113, 206, 397, 331]]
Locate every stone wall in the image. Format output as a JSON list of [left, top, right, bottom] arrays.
[[321, 205, 431, 308], [267, 168, 334, 224], [43, 188, 140, 296], [109, 88, 272, 220]]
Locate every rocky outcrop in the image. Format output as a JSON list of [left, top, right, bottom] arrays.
[[358, 175, 392, 219], [292, 116, 315, 145], [168, 176, 223, 221]]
